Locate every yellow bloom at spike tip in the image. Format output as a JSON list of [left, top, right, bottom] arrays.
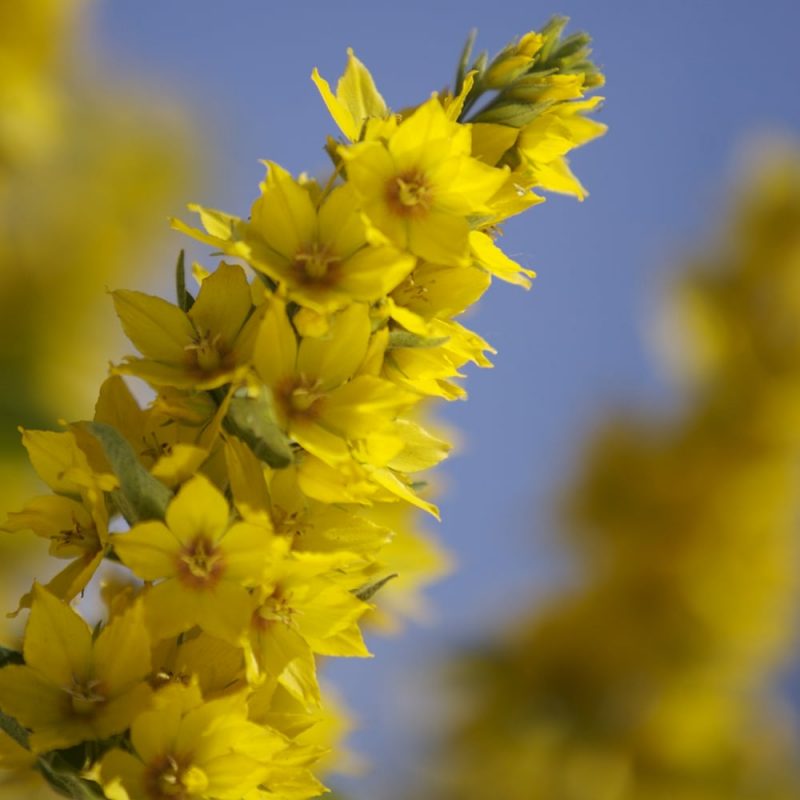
[[340, 97, 508, 265], [515, 96, 608, 200], [311, 48, 389, 142], [0, 585, 151, 753], [113, 474, 280, 643], [482, 31, 545, 89]]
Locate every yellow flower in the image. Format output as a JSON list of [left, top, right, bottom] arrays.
[[483, 31, 544, 89], [112, 474, 279, 643], [0, 585, 151, 752], [101, 686, 289, 800], [390, 260, 491, 321], [516, 96, 607, 200], [268, 462, 392, 559], [360, 501, 452, 632], [151, 630, 246, 698], [311, 48, 389, 141], [255, 298, 416, 465], [3, 487, 108, 608], [469, 229, 537, 288], [174, 164, 415, 313], [340, 97, 508, 265], [113, 262, 259, 390], [94, 375, 229, 489], [244, 553, 372, 704], [20, 426, 117, 500], [248, 680, 361, 784], [376, 313, 495, 401]]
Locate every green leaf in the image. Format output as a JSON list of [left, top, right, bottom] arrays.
[[455, 28, 477, 97], [472, 100, 550, 127], [49, 744, 88, 773], [37, 756, 108, 800], [538, 15, 570, 65], [223, 390, 293, 469], [175, 249, 195, 312], [472, 50, 488, 78], [388, 331, 449, 350], [353, 573, 398, 602], [0, 645, 23, 668], [553, 32, 592, 64], [85, 422, 173, 523], [0, 708, 30, 749]]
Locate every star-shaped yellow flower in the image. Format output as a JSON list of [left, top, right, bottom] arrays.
[[340, 97, 508, 265], [113, 262, 259, 390], [174, 164, 415, 313], [112, 474, 280, 643], [0, 585, 151, 752]]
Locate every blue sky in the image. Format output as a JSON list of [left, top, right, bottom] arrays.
[[91, 1, 800, 795]]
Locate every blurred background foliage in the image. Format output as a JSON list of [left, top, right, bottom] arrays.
[[0, 1, 201, 795], [0, 0, 198, 699], [411, 153, 800, 800]]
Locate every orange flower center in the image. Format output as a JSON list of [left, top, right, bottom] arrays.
[[66, 676, 106, 716], [293, 242, 341, 283], [386, 169, 432, 218], [185, 330, 225, 371], [54, 515, 99, 554], [252, 588, 296, 631], [177, 536, 225, 589], [276, 375, 325, 422], [147, 754, 207, 799]]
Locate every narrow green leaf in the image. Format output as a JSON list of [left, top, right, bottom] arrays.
[[0, 708, 29, 749], [175, 249, 194, 312], [49, 744, 88, 773], [472, 101, 550, 127], [472, 50, 488, 77], [0, 645, 23, 668], [85, 422, 173, 523], [353, 573, 398, 602], [553, 32, 592, 64], [37, 757, 108, 800], [455, 28, 477, 96], [538, 16, 570, 65], [223, 391, 293, 469], [388, 331, 449, 350]]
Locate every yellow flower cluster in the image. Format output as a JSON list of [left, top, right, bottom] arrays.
[[0, 19, 604, 800], [421, 153, 800, 800]]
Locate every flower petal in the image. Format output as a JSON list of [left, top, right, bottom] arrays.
[[24, 584, 93, 686], [112, 290, 194, 362], [166, 474, 230, 546], [113, 521, 180, 582]]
